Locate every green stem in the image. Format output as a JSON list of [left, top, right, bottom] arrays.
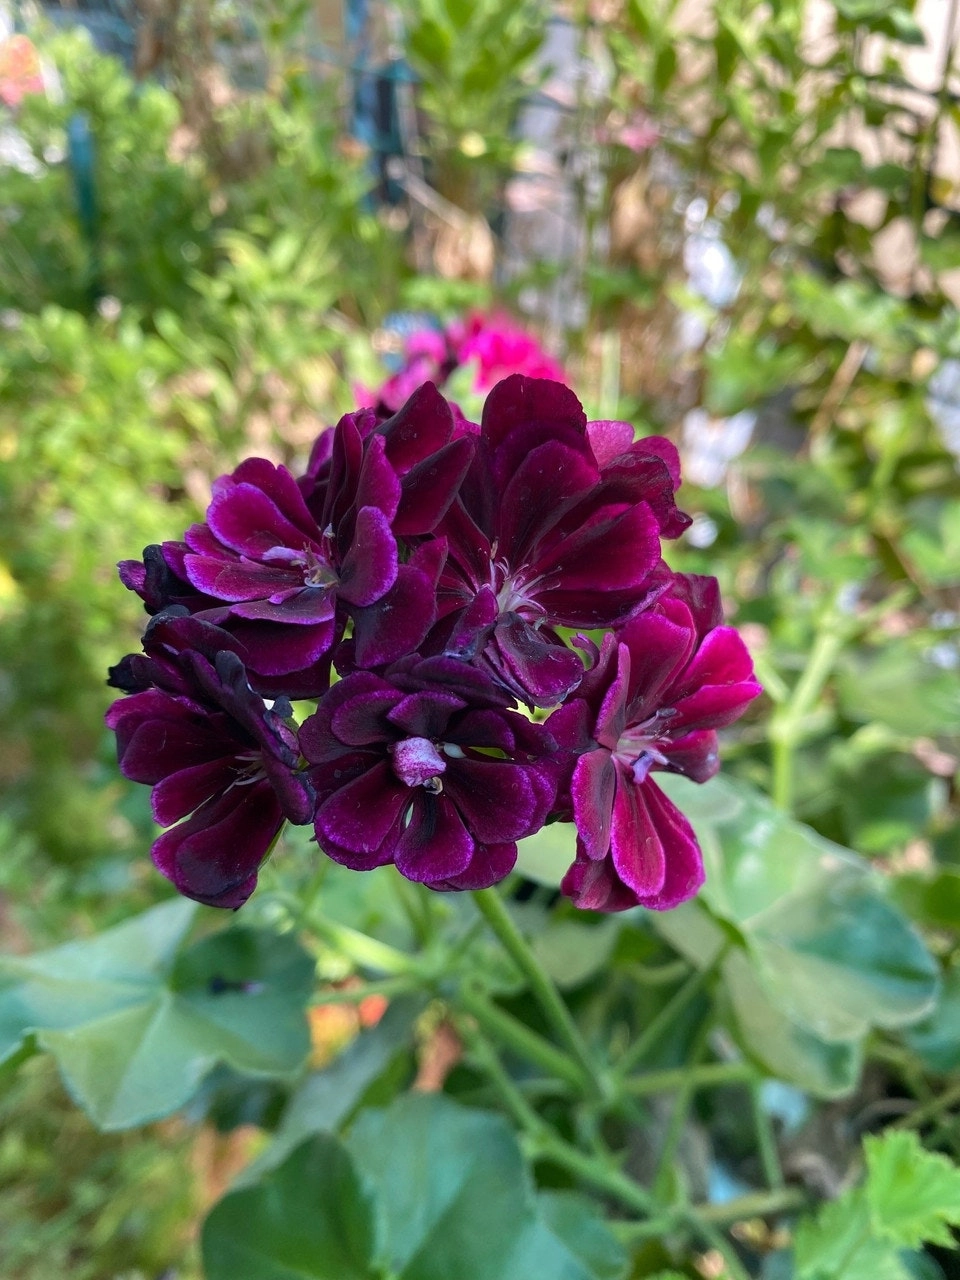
[[467, 1027, 658, 1220], [458, 986, 589, 1093], [769, 620, 846, 812], [893, 1081, 960, 1132], [695, 1187, 808, 1225], [311, 977, 415, 1005], [617, 954, 725, 1079], [461, 1023, 551, 1140], [751, 1080, 784, 1189], [624, 1060, 755, 1096], [532, 1134, 658, 1217], [308, 914, 418, 976], [471, 888, 604, 1097]]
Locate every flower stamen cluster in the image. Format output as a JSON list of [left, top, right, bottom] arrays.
[[108, 375, 760, 911]]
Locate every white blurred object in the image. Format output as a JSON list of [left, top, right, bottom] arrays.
[[682, 407, 757, 487], [925, 358, 960, 460], [683, 221, 741, 309]]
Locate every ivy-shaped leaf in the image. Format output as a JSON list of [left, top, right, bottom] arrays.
[[0, 899, 313, 1129], [204, 1094, 627, 1280]]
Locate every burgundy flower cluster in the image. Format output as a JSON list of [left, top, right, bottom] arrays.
[[108, 376, 760, 911]]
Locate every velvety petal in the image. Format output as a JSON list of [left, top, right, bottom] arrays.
[[585, 418, 635, 466], [633, 782, 705, 909], [443, 759, 548, 842], [227, 615, 336, 679], [207, 483, 318, 559], [378, 381, 456, 473], [619, 606, 697, 714], [539, 500, 662, 594], [349, 561, 438, 668], [561, 849, 640, 913], [487, 616, 585, 707], [481, 375, 587, 455], [387, 690, 466, 739], [232, 459, 320, 532], [337, 505, 398, 607], [314, 761, 408, 854], [151, 782, 283, 909], [331, 690, 404, 745], [429, 840, 517, 891], [394, 436, 475, 536], [228, 589, 336, 625], [609, 766, 666, 899], [184, 553, 301, 603], [394, 792, 473, 883], [661, 729, 720, 783], [300, 673, 393, 763], [150, 757, 240, 826], [497, 441, 599, 567], [260, 754, 316, 826], [570, 749, 617, 861]]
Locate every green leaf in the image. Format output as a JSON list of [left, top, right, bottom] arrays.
[[0, 900, 313, 1129], [203, 1134, 377, 1280], [794, 1187, 911, 1280], [205, 1095, 627, 1280], [659, 774, 939, 1040], [865, 1129, 960, 1249], [654, 775, 937, 1095], [532, 917, 622, 991], [347, 1094, 628, 1280], [904, 963, 960, 1074], [515, 821, 576, 888]]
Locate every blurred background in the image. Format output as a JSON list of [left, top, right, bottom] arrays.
[[1, 0, 959, 1275]]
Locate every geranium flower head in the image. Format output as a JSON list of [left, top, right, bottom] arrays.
[[107, 611, 313, 908], [548, 574, 761, 912]]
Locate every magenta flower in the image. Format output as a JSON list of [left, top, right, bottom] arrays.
[[548, 574, 761, 912], [430, 375, 690, 705], [299, 657, 556, 891], [106, 612, 314, 908]]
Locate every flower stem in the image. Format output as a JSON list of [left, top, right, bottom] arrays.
[[458, 985, 589, 1093], [769, 620, 846, 813], [616, 953, 726, 1079], [308, 914, 418, 976], [471, 887, 604, 1097], [623, 1060, 755, 1096]]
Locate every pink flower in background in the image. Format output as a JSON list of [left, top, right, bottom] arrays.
[[0, 36, 44, 109], [363, 311, 566, 412]]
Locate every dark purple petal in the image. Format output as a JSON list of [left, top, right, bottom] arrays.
[[443, 759, 550, 843], [570, 749, 617, 862], [394, 436, 475, 536], [151, 758, 240, 826], [561, 848, 640, 913], [206, 483, 315, 559], [486, 616, 585, 707], [429, 841, 518, 891], [632, 782, 705, 909], [314, 762, 408, 854], [330, 689, 404, 746], [377, 381, 456, 473], [609, 764, 666, 900], [349, 559, 439, 668], [151, 781, 283, 909], [337, 505, 398, 607], [393, 792, 473, 882]]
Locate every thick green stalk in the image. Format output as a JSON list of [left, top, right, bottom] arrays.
[[471, 887, 604, 1097]]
